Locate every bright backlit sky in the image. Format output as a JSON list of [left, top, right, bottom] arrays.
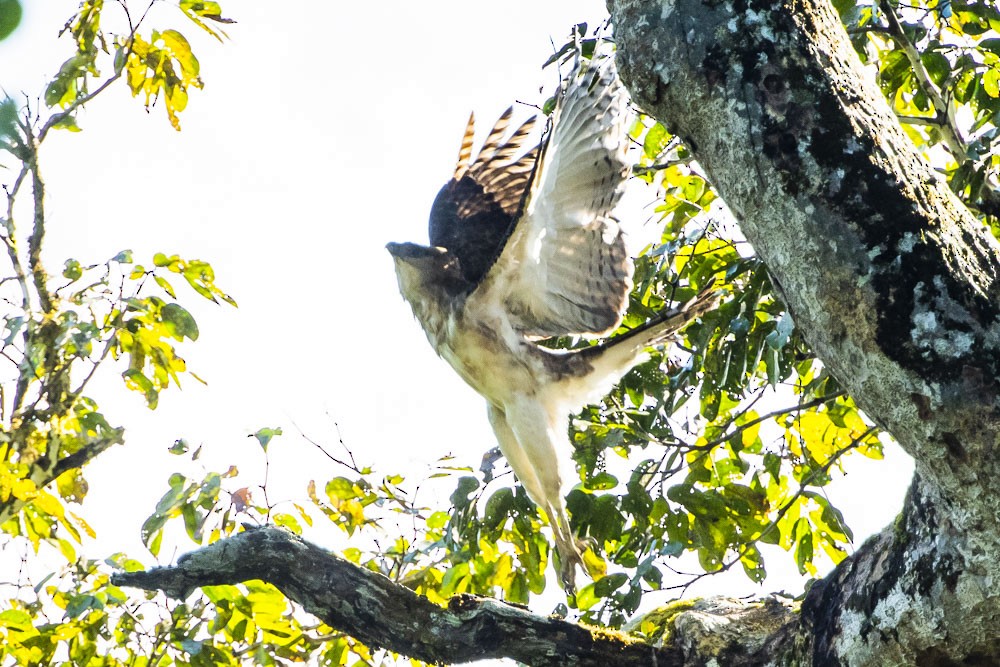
[[1, 0, 914, 649]]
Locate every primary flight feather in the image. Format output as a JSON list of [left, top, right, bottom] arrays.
[[387, 48, 718, 589]]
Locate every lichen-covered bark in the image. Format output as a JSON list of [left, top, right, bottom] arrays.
[[608, 0, 1000, 663], [113, 526, 687, 666]]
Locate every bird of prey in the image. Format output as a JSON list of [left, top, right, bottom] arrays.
[[387, 49, 718, 589]]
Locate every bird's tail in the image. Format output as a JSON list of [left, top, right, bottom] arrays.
[[595, 285, 721, 355], [561, 287, 721, 408]]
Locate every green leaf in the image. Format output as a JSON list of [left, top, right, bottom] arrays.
[[180, 0, 223, 14], [920, 51, 950, 87], [586, 472, 618, 491], [765, 312, 794, 349], [154, 275, 177, 298], [123, 368, 158, 408], [483, 488, 513, 530], [575, 582, 599, 610], [819, 499, 854, 541], [63, 259, 83, 281], [0, 0, 22, 42], [179, 0, 235, 42], [66, 594, 102, 619], [794, 518, 815, 574], [740, 545, 767, 583], [160, 29, 200, 79], [441, 562, 470, 596], [169, 439, 190, 455], [643, 123, 670, 160], [0, 97, 17, 142], [153, 252, 174, 267], [51, 114, 80, 132], [272, 512, 302, 534], [252, 427, 283, 451], [542, 95, 558, 115], [0, 609, 31, 630], [984, 68, 1000, 98], [160, 303, 198, 340], [449, 476, 480, 508], [590, 495, 624, 543], [593, 572, 628, 598], [426, 510, 450, 530], [2, 316, 22, 345]]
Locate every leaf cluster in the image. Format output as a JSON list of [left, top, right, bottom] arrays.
[[0, 3, 241, 665], [836, 0, 1000, 229]]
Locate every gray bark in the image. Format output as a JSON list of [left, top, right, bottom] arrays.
[[116, 0, 1000, 664], [113, 526, 688, 666], [608, 0, 1000, 663]]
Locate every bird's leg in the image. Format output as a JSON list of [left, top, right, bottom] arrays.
[[544, 499, 584, 593], [489, 398, 591, 592]]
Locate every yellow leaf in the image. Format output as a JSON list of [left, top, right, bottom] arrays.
[[582, 544, 608, 579], [795, 411, 851, 464], [50, 623, 81, 641], [478, 537, 497, 562], [159, 29, 201, 80], [740, 419, 761, 449], [12, 477, 37, 501], [56, 538, 77, 562]]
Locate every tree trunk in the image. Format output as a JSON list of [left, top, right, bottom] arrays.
[[608, 0, 1000, 662], [117, 0, 1000, 664]]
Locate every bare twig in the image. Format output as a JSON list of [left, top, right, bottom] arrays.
[[292, 418, 365, 476], [3, 163, 32, 312], [895, 114, 941, 127], [633, 156, 693, 176]]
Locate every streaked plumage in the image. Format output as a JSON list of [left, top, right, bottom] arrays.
[[388, 48, 718, 589]]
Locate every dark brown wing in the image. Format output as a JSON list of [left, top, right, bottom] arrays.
[[428, 110, 540, 285]]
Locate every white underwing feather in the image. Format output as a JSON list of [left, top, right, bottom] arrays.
[[471, 52, 632, 338]]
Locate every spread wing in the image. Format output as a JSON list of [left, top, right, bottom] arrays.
[[473, 50, 632, 338], [428, 110, 540, 286]]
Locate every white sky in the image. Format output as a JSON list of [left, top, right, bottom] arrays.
[[1, 0, 914, 659]]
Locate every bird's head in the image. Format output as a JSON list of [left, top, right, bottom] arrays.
[[386, 242, 468, 305]]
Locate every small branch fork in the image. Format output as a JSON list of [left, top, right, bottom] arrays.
[[875, 0, 966, 158]]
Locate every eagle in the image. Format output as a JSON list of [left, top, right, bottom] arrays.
[[387, 49, 718, 589]]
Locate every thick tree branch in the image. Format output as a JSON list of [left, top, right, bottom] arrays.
[[609, 0, 1000, 662], [110, 491, 972, 666], [22, 123, 53, 315], [113, 527, 691, 666]]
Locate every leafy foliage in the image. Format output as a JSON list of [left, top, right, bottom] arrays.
[[119, 29, 203, 130], [834, 0, 1000, 231], [0, 1, 995, 665], [42, 0, 234, 132], [0, 2, 245, 665]]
